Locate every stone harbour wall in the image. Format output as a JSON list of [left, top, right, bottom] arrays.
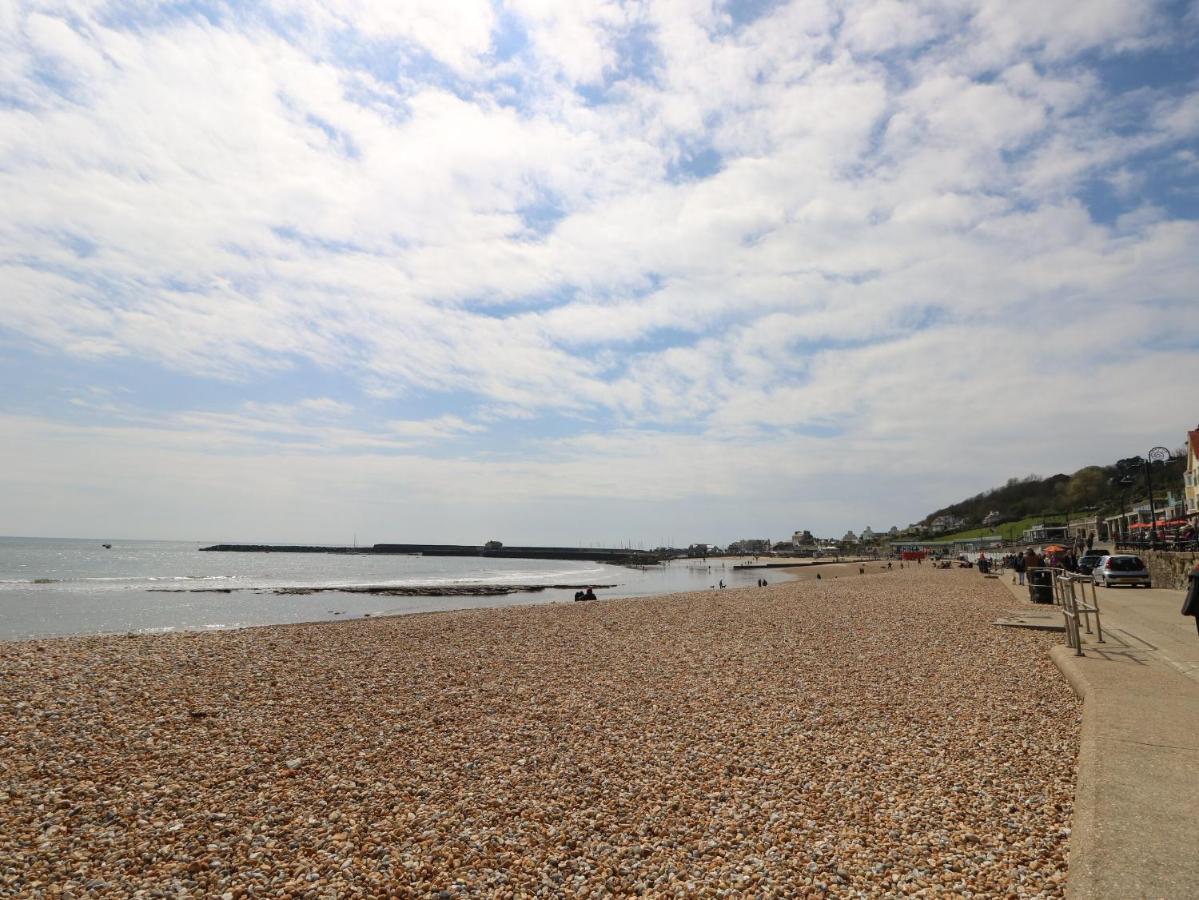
[[1142, 550, 1199, 590]]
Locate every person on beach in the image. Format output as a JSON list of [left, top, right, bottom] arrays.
[[583, 587, 597, 601], [1014, 552, 1026, 585]]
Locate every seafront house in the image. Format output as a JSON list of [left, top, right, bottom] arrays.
[[1067, 514, 1103, 542], [1022, 523, 1071, 544], [929, 514, 965, 534], [1186, 427, 1199, 524]]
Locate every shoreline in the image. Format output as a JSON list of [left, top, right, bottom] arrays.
[[1, 568, 1077, 895], [1, 558, 804, 643]]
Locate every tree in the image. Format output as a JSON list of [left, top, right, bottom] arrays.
[[1064, 466, 1107, 509]]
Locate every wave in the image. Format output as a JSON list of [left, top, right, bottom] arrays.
[[0, 574, 239, 586]]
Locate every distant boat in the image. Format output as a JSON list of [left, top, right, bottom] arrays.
[[101, 544, 112, 549]]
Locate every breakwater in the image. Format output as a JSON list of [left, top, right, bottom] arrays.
[[199, 543, 662, 565]]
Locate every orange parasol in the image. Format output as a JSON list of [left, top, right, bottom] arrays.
[[1042, 544, 1067, 553]]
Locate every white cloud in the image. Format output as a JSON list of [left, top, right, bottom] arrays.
[[387, 415, 485, 439], [1, 0, 1197, 542], [839, 0, 949, 56], [269, 0, 497, 73]]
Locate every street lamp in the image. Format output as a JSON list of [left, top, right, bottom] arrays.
[[1111, 474, 1136, 546], [1145, 446, 1172, 547], [1141, 448, 1170, 546]]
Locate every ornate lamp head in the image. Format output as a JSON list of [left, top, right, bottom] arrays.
[[1147, 446, 1172, 463]]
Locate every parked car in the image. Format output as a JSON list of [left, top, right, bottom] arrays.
[[1076, 550, 1111, 575], [1091, 555, 1151, 588]]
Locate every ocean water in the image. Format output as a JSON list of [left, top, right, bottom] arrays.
[[0, 537, 782, 640]]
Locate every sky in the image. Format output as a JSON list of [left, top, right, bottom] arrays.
[[1, 0, 1198, 547]]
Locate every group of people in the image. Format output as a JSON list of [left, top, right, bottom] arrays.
[[1004, 549, 1046, 585], [1003, 544, 1097, 584], [573, 587, 597, 602]]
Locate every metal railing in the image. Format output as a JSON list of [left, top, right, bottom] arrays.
[[1028, 567, 1105, 656], [1115, 539, 1199, 553]]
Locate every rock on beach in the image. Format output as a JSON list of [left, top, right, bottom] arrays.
[[0, 568, 1078, 896]]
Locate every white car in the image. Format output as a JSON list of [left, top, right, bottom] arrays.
[[1091, 554, 1151, 588]]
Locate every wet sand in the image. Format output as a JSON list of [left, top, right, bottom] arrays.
[[0, 567, 1078, 896]]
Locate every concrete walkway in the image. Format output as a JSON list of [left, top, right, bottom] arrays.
[[996, 566, 1199, 897]]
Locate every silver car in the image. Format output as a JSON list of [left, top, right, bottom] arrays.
[[1091, 554, 1151, 588]]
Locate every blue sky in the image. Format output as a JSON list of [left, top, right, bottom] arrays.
[[2, 0, 1198, 544]]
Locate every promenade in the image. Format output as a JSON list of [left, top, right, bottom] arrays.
[[1000, 563, 1199, 898]]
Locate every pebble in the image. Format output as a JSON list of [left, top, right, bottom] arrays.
[[0, 568, 1078, 895]]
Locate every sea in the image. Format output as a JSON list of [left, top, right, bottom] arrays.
[[0, 537, 784, 641]]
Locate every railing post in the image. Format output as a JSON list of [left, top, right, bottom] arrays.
[[1079, 587, 1088, 656], [1090, 577, 1105, 644], [1078, 578, 1093, 634]]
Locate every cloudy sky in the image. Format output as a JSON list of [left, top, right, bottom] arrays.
[[2, 0, 1198, 546]]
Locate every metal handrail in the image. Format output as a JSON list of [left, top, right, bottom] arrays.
[[1028, 567, 1104, 655]]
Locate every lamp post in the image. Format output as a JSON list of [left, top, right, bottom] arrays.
[[1145, 446, 1172, 548], [1111, 474, 1135, 548]]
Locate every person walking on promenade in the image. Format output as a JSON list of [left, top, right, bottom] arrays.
[[1086, 531, 1095, 552], [1014, 552, 1027, 585], [1182, 562, 1199, 636]]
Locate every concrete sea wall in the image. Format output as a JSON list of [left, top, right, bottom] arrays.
[[1141, 549, 1199, 590]]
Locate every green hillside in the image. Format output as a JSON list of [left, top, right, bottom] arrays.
[[920, 452, 1186, 534]]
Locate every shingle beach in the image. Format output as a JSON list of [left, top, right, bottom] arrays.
[[1, 567, 1079, 897]]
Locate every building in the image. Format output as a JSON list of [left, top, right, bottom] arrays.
[[1102, 491, 1189, 540], [792, 529, 815, 546], [982, 510, 1002, 526], [860, 526, 876, 543], [1021, 523, 1070, 544], [929, 515, 965, 535], [1066, 515, 1103, 542], [1186, 427, 1199, 522]]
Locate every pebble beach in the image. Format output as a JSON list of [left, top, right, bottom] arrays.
[[1, 566, 1079, 897]]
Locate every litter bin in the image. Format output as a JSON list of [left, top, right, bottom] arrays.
[[1028, 568, 1054, 604], [978, 558, 990, 575]]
